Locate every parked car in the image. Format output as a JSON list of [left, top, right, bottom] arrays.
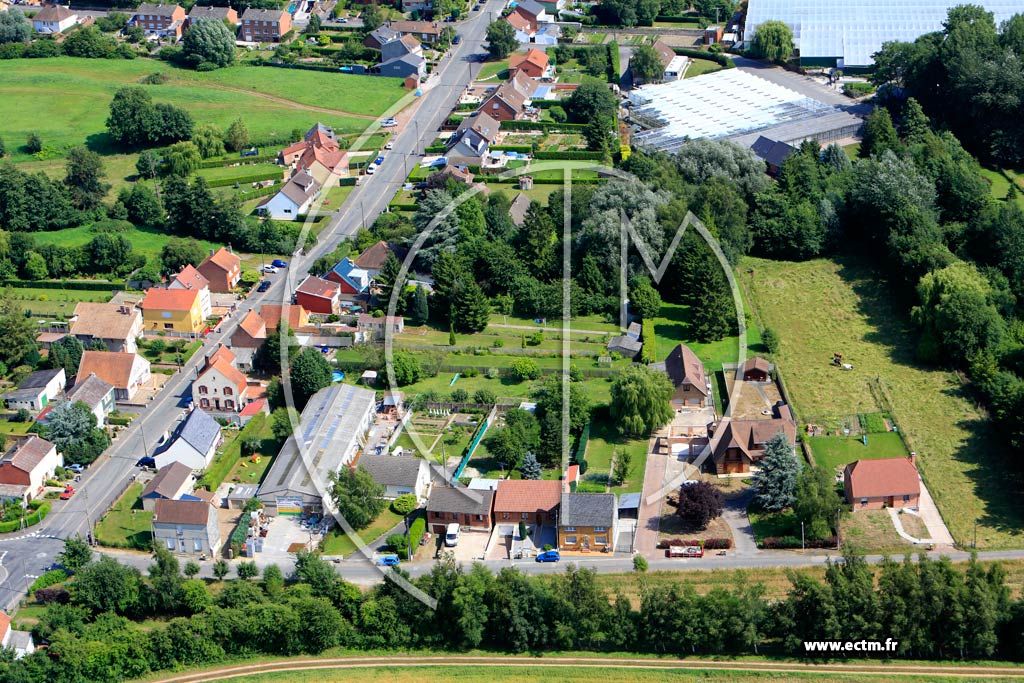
[[381, 118, 398, 128], [536, 550, 560, 563], [366, 165, 375, 175], [338, 17, 348, 23], [375, 155, 385, 165], [60, 486, 75, 500], [68, 463, 84, 474], [271, 259, 288, 268], [376, 554, 400, 566], [444, 522, 460, 547], [453, 33, 461, 44], [261, 265, 278, 274], [257, 280, 271, 293], [384, 141, 394, 150], [136, 456, 155, 468], [240, 147, 259, 158]]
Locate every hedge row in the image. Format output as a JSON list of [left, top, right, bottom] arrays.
[[500, 120, 588, 132], [199, 154, 278, 169], [491, 144, 533, 153], [246, 60, 345, 74], [640, 319, 657, 363], [205, 171, 283, 189], [237, 184, 280, 201], [108, 416, 132, 426], [671, 46, 735, 68], [607, 40, 620, 83], [0, 279, 123, 292], [338, 177, 358, 187], [425, 145, 447, 154], [533, 150, 605, 160], [0, 500, 51, 534], [29, 568, 68, 594], [760, 536, 837, 549]]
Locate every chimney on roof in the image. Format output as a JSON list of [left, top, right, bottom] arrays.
[[909, 451, 916, 467], [209, 249, 214, 257]]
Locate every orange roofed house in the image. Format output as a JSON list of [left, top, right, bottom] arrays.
[[197, 247, 241, 293], [278, 123, 348, 189], [844, 457, 921, 510], [493, 478, 562, 526], [193, 345, 256, 412], [167, 264, 212, 319], [259, 304, 310, 331], [77, 351, 152, 401], [141, 287, 205, 335], [706, 410, 797, 475], [295, 276, 341, 315], [509, 48, 551, 79], [239, 7, 290, 42]]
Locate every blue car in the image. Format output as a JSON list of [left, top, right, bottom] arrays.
[[271, 259, 288, 268], [257, 280, 271, 292], [536, 550, 560, 563], [377, 554, 400, 566], [375, 155, 385, 165]]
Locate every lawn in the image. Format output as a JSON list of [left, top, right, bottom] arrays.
[[808, 432, 909, 472], [29, 222, 221, 265], [583, 408, 648, 493], [0, 58, 403, 162], [94, 482, 152, 550], [320, 506, 404, 556], [742, 256, 1023, 549], [652, 300, 764, 372], [194, 163, 284, 182], [840, 509, 917, 554], [475, 61, 509, 81], [980, 167, 1011, 200], [3, 285, 114, 319], [684, 58, 724, 79]]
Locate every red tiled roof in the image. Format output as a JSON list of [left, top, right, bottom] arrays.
[[259, 304, 308, 331], [142, 287, 198, 312], [354, 241, 393, 271], [510, 48, 549, 72], [78, 351, 146, 390], [201, 247, 240, 274], [742, 356, 771, 374], [845, 458, 920, 499], [171, 264, 209, 291], [205, 344, 236, 368], [494, 479, 562, 514], [296, 276, 340, 299], [239, 398, 268, 417], [506, 9, 535, 33], [200, 358, 247, 395], [153, 499, 212, 526], [237, 310, 267, 340]]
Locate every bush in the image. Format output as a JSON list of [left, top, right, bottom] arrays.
[[842, 82, 876, 98], [760, 536, 836, 549], [29, 568, 68, 594], [640, 319, 657, 364], [859, 413, 888, 434], [34, 587, 70, 604], [509, 358, 541, 381], [670, 46, 735, 68], [0, 500, 50, 533], [391, 493, 418, 516]]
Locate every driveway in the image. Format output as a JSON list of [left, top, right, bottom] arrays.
[[721, 487, 759, 555], [915, 475, 955, 547]]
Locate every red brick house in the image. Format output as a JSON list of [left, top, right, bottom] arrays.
[[480, 81, 528, 121], [426, 486, 494, 533], [706, 413, 797, 475], [493, 479, 562, 525], [844, 457, 921, 510], [239, 7, 291, 42], [230, 310, 267, 350], [132, 3, 186, 39], [651, 344, 710, 408], [196, 247, 241, 293], [186, 5, 238, 27], [294, 276, 340, 315], [509, 48, 550, 79]]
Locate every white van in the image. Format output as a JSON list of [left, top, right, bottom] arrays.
[[444, 523, 460, 547]]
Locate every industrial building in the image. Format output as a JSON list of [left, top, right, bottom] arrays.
[[744, 0, 1024, 68], [257, 383, 376, 516]]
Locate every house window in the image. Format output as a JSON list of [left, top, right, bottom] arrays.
[[225, 400, 234, 410], [194, 538, 203, 552], [564, 535, 577, 545], [595, 536, 608, 545], [860, 498, 868, 506], [476, 515, 483, 521], [198, 386, 208, 394], [200, 398, 209, 408], [903, 495, 911, 502], [521, 512, 528, 519], [224, 387, 233, 396], [166, 538, 175, 550], [164, 323, 174, 330], [502, 512, 510, 520], [564, 526, 576, 533], [594, 526, 607, 533]]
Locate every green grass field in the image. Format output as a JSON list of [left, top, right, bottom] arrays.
[[583, 408, 648, 493], [0, 58, 404, 161], [475, 61, 509, 81], [2, 285, 114, 319], [321, 507, 404, 556], [30, 222, 221, 264], [808, 432, 910, 472], [742, 256, 1022, 549], [94, 482, 152, 550], [684, 58, 724, 79], [653, 301, 764, 372], [194, 162, 284, 182]]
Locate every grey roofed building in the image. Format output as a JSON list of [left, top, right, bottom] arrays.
[[427, 486, 494, 516], [560, 492, 617, 527], [377, 53, 426, 79], [306, 122, 336, 143], [380, 33, 422, 62], [16, 369, 63, 391], [750, 135, 795, 172], [515, 0, 545, 18], [607, 334, 642, 359], [64, 373, 114, 409], [175, 408, 222, 455], [135, 3, 182, 17], [363, 24, 399, 49], [142, 461, 193, 500], [359, 454, 424, 489], [281, 169, 321, 206], [448, 111, 501, 163], [258, 383, 376, 515]]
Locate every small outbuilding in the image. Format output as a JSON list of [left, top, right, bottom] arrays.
[[741, 356, 772, 382]]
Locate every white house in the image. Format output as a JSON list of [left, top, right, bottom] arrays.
[[77, 351, 151, 401], [358, 454, 430, 500], [70, 302, 143, 354], [152, 499, 221, 556], [62, 373, 116, 426], [0, 612, 35, 660], [0, 436, 61, 505], [168, 264, 213, 320], [32, 5, 78, 33], [1, 368, 66, 413], [259, 169, 321, 220], [154, 408, 223, 471], [193, 345, 254, 413]]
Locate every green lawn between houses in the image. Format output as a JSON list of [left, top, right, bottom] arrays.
[[652, 298, 765, 372], [808, 432, 910, 473], [684, 58, 725, 79], [320, 507, 404, 557], [742, 255, 1023, 549], [94, 482, 153, 551], [583, 408, 648, 494], [29, 222, 221, 265]]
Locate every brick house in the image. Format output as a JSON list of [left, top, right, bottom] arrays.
[[650, 343, 710, 408], [132, 3, 186, 39], [493, 479, 562, 525], [845, 457, 921, 510], [387, 20, 445, 44], [230, 309, 268, 350], [186, 4, 238, 27], [325, 257, 370, 295], [480, 81, 529, 121], [197, 247, 241, 293], [239, 7, 291, 42], [558, 492, 617, 552], [427, 486, 494, 533], [509, 48, 550, 79], [295, 276, 341, 315], [706, 412, 797, 475]]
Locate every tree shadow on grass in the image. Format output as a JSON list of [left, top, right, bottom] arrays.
[[84, 131, 121, 156], [834, 255, 919, 367]]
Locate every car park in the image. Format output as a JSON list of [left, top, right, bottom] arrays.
[[257, 280, 271, 293], [536, 550, 560, 563], [271, 259, 288, 268]]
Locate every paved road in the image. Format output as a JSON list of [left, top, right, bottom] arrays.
[[0, 0, 499, 612]]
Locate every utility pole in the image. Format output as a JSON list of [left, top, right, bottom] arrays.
[[836, 507, 841, 550], [801, 521, 805, 550]]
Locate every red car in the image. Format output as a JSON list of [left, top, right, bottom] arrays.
[[60, 486, 75, 500]]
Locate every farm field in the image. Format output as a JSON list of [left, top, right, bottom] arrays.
[[2, 286, 114, 319], [29, 223, 221, 264], [0, 59, 404, 161], [742, 256, 1022, 549]]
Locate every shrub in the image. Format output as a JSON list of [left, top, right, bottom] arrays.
[[391, 494, 418, 516], [760, 536, 836, 549], [34, 587, 70, 604], [509, 358, 541, 381], [29, 568, 68, 594]]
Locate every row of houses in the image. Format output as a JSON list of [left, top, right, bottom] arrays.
[[128, 3, 291, 42]]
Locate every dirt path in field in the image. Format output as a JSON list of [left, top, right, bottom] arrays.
[[140, 654, 1024, 682], [184, 81, 381, 120]]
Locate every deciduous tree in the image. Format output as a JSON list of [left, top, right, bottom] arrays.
[[677, 480, 724, 530], [329, 466, 385, 530], [485, 19, 517, 59], [609, 365, 673, 437]]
